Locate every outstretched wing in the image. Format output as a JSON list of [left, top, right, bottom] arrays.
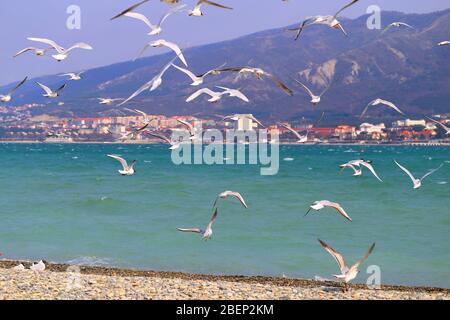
[[352, 243, 375, 269], [334, 0, 360, 18], [394, 160, 417, 184], [107, 154, 129, 170], [318, 239, 348, 274], [361, 162, 383, 182], [421, 163, 444, 182], [27, 37, 64, 53], [110, 0, 150, 20], [37, 82, 53, 95], [177, 228, 203, 234], [8, 76, 28, 95]]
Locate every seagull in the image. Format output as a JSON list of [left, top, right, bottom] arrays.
[[14, 47, 53, 58], [346, 159, 383, 182], [278, 123, 308, 143], [0, 76, 27, 102], [171, 63, 226, 86], [360, 98, 404, 118], [27, 37, 93, 62], [107, 154, 137, 176], [98, 98, 124, 105], [318, 239, 375, 291], [306, 200, 352, 221], [292, 78, 330, 106], [136, 39, 187, 66], [177, 119, 198, 140], [188, 0, 233, 17], [215, 86, 249, 102], [438, 41, 450, 46], [216, 67, 293, 96], [177, 208, 218, 241], [339, 163, 362, 176], [37, 82, 66, 98], [126, 108, 155, 128], [426, 117, 450, 135], [382, 22, 414, 34], [289, 0, 360, 40], [30, 260, 46, 272], [213, 191, 248, 209], [112, 3, 186, 36], [59, 72, 84, 81], [146, 131, 181, 150], [222, 114, 265, 128], [119, 56, 176, 106], [394, 160, 443, 189], [186, 88, 224, 103]]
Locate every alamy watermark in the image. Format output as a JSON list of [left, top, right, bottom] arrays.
[[66, 5, 81, 30], [366, 5, 382, 30]]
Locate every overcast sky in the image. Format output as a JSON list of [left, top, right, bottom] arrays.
[[0, 0, 448, 86]]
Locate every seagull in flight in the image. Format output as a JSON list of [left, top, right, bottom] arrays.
[[426, 117, 450, 135], [177, 119, 199, 140], [119, 56, 177, 106], [27, 37, 93, 62], [360, 98, 404, 118], [59, 72, 84, 81], [318, 239, 375, 291], [213, 191, 248, 209], [37, 82, 66, 98], [278, 123, 308, 143], [188, 0, 233, 17], [222, 114, 265, 128], [177, 208, 219, 241], [306, 200, 352, 221], [0, 76, 27, 102], [98, 98, 124, 105], [172, 63, 226, 86], [108, 130, 134, 142], [438, 41, 450, 46], [186, 88, 224, 103], [345, 160, 383, 182], [215, 86, 249, 102], [107, 154, 137, 176], [112, 2, 186, 36], [136, 39, 187, 66], [382, 22, 414, 34], [14, 47, 53, 58], [394, 160, 443, 189], [292, 78, 330, 106]]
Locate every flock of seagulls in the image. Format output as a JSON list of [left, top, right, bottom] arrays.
[[1, 0, 449, 291]]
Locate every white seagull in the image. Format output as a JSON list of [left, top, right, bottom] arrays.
[[292, 78, 330, 106], [171, 63, 226, 86], [37, 82, 66, 98], [382, 22, 414, 34], [394, 160, 443, 189], [177, 119, 198, 140], [60, 72, 84, 81], [177, 208, 219, 241], [306, 200, 352, 221], [186, 88, 224, 103], [112, 3, 186, 36], [438, 41, 450, 46], [27, 37, 93, 62], [119, 56, 176, 106], [188, 0, 233, 17], [360, 98, 404, 118], [222, 114, 265, 128], [216, 86, 249, 102], [213, 191, 248, 209], [98, 98, 124, 105], [0, 76, 28, 102], [136, 39, 187, 66], [14, 47, 53, 58], [426, 117, 450, 135], [346, 160, 383, 182], [30, 260, 46, 272], [107, 154, 137, 176], [279, 123, 308, 143], [318, 239, 375, 291]]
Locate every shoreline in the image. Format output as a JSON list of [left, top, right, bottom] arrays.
[[1, 260, 448, 300]]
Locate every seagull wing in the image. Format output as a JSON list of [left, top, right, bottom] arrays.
[[55, 84, 67, 93], [186, 88, 219, 102], [110, 0, 150, 20], [318, 239, 348, 274], [27, 37, 64, 53], [118, 77, 155, 106], [135, 43, 152, 60], [37, 82, 53, 95], [360, 99, 376, 118], [201, 0, 233, 10], [8, 77, 28, 95], [13, 48, 35, 57], [146, 132, 171, 144], [352, 243, 376, 269], [398, 22, 415, 29], [177, 228, 203, 234], [172, 64, 198, 82], [361, 162, 383, 182], [292, 78, 315, 98], [334, 0, 360, 18], [107, 154, 129, 170], [426, 117, 450, 132], [394, 160, 417, 184], [420, 164, 444, 182], [177, 119, 194, 133], [228, 192, 248, 208], [206, 208, 219, 230], [159, 4, 187, 26], [159, 40, 187, 67], [327, 202, 352, 221], [66, 43, 93, 53], [279, 123, 303, 140], [268, 75, 293, 96], [378, 99, 404, 115], [124, 12, 156, 29]]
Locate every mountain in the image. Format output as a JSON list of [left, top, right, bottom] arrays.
[[2, 9, 450, 125]]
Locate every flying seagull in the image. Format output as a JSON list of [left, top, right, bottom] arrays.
[[394, 160, 443, 189], [318, 239, 375, 291], [146, 131, 181, 150], [14, 47, 53, 58], [27, 37, 93, 62], [222, 114, 265, 128], [0, 76, 28, 102], [37, 82, 66, 98], [360, 98, 404, 118], [112, 4, 186, 36], [292, 78, 330, 106], [59, 72, 84, 81], [119, 56, 177, 106], [186, 88, 225, 103], [306, 200, 352, 221], [177, 208, 219, 241], [213, 191, 248, 209], [438, 41, 450, 46], [216, 67, 293, 96], [136, 39, 187, 66], [98, 98, 124, 105], [215, 86, 249, 102], [188, 0, 233, 17], [382, 22, 414, 34], [278, 123, 308, 143], [177, 119, 198, 140], [426, 117, 450, 135], [171, 63, 226, 86], [107, 154, 137, 176], [108, 130, 134, 142], [344, 160, 383, 182]]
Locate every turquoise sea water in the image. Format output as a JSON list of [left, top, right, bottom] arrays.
[[0, 143, 449, 288]]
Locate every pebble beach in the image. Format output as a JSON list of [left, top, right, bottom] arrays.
[[0, 260, 448, 300]]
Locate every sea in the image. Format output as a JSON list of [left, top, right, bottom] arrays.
[[0, 143, 449, 288]]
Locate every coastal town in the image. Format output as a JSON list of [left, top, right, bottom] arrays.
[[0, 103, 449, 144]]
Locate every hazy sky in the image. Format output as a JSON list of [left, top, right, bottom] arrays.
[[0, 0, 449, 86]]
